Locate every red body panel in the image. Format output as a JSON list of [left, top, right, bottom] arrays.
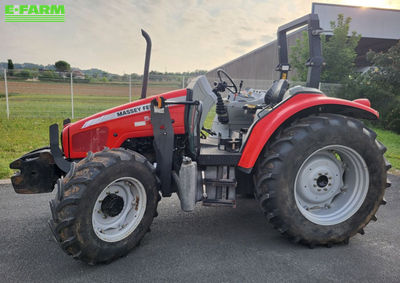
[[238, 93, 379, 170], [63, 89, 187, 159]]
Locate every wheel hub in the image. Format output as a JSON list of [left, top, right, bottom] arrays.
[[317, 175, 329, 188], [101, 194, 124, 217], [296, 152, 342, 205]]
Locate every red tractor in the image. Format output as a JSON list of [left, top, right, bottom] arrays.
[[10, 14, 390, 265]]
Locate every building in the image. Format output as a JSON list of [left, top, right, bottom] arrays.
[[206, 3, 400, 89]]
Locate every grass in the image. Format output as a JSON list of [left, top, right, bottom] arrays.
[[1, 93, 133, 118], [0, 92, 399, 179], [0, 91, 140, 178], [0, 118, 62, 178], [373, 127, 400, 171]]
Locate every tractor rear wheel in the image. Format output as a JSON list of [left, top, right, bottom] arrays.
[[48, 148, 159, 264], [254, 114, 390, 247]]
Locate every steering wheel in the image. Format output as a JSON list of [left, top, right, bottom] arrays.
[[217, 69, 238, 94]]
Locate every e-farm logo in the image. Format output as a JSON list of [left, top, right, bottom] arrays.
[[4, 4, 65, 22]]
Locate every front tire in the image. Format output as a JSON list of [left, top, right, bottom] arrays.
[[254, 114, 390, 246], [49, 148, 159, 264]]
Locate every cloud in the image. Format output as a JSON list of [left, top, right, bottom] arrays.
[[234, 39, 257, 47], [2, 0, 398, 74]]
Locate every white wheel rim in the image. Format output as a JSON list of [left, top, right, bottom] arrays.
[[92, 177, 147, 242], [294, 145, 369, 226]]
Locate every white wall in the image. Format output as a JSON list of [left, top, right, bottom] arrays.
[[313, 3, 400, 40]]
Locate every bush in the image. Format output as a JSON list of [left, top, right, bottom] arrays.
[[385, 105, 400, 134], [341, 75, 400, 133], [15, 70, 32, 79], [339, 41, 400, 134], [38, 70, 57, 80]]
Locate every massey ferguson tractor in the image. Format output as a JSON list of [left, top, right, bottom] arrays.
[[10, 14, 391, 265]]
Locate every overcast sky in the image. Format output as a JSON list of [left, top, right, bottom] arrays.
[[1, 0, 399, 74]]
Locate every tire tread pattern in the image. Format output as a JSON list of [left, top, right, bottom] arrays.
[[254, 114, 390, 247], [48, 148, 160, 265]]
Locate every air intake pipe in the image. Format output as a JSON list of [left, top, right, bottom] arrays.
[[141, 29, 152, 99]]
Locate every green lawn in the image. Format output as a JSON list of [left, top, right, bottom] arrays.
[[0, 91, 137, 178], [373, 127, 400, 171], [1, 93, 132, 119]]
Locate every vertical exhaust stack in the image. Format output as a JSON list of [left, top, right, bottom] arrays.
[[141, 29, 152, 99]]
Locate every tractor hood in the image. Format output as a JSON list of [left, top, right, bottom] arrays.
[[62, 89, 188, 159]]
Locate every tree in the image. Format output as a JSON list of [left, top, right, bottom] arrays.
[[341, 41, 400, 133], [55, 60, 71, 72], [290, 14, 361, 83], [366, 41, 400, 93], [7, 59, 14, 70], [7, 59, 14, 76]]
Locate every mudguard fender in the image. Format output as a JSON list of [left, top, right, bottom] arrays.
[[237, 93, 379, 172]]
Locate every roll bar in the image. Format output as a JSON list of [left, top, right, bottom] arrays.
[[276, 13, 323, 88]]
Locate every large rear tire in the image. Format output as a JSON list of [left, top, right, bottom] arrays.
[[254, 114, 391, 246], [49, 148, 159, 264]]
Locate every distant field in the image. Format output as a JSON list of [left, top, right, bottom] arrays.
[[0, 80, 178, 97], [0, 81, 178, 118]]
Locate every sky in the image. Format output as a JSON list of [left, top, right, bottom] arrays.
[[1, 0, 399, 74]]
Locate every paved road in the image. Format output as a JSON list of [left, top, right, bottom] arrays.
[[1, 175, 399, 282]]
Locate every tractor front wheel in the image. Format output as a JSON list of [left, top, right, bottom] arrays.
[[254, 114, 390, 246], [48, 148, 159, 264]]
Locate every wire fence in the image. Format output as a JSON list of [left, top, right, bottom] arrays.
[[0, 69, 343, 120], [0, 69, 189, 120], [206, 76, 343, 97]]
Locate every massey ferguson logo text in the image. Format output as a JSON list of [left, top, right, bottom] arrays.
[[81, 103, 151, 129], [117, 105, 150, 117], [5, 5, 65, 22]]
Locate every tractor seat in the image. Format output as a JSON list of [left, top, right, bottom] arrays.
[[264, 79, 289, 105]]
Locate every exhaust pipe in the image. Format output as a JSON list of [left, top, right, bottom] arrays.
[[141, 29, 152, 99]]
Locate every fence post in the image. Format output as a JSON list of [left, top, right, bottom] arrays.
[[70, 72, 74, 119], [129, 74, 132, 102], [4, 69, 9, 119], [182, 75, 185, 88]]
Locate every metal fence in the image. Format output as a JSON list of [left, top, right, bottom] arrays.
[[0, 69, 188, 120], [206, 76, 342, 97], [0, 70, 343, 120]]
